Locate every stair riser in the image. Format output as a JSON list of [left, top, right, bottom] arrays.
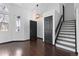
[[61, 27, 75, 29], [62, 25, 75, 27], [59, 33, 75, 36], [58, 35, 75, 38], [61, 26, 75, 28], [57, 37, 75, 42], [61, 28, 75, 31], [64, 21, 75, 22]]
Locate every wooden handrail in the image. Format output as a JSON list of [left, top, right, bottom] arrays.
[[55, 5, 64, 33], [55, 5, 64, 44], [55, 15, 64, 44], [55, 15, 63, 33]]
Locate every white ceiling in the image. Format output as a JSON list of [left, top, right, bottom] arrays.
[[14, 3, 60, 13]]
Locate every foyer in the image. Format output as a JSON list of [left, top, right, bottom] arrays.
[[0, 3, 79, 56]]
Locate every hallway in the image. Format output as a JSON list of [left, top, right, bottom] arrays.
[[0, 39, 77, 56]]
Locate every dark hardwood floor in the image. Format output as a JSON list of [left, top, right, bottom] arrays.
[[0, 39, 77, 56]]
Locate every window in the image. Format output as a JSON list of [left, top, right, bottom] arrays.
[[16, 16, 21, 32], [0, 4, 9, 31]]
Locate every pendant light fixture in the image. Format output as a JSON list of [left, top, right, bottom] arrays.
[[35, 4, 40, 19], [33, 4, 42, 20]]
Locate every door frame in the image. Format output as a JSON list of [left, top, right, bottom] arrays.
[[30, 20, 37, 40], [44, 15, 53, 44]]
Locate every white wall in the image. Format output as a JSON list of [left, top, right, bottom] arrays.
[[55, 4, 63, 29], [0, 3, 30, 43], [37, 20, 43, 38], [55, 10, 61, 30], [71, 4, 79, 55], [8, 4, 30, 41], [73, 3, 79, 55], [64, 3, 75, 20], [0, 3, 63, 44], [74, 3, 79, 55]]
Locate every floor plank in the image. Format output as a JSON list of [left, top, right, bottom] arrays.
[[0, 39, 77, 56]]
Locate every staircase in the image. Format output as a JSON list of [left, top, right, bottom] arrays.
[[56, 20, 77, 52]]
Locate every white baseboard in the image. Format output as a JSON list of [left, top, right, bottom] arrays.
[[0, 38, 30, 44]]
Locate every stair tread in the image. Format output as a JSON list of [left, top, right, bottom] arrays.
[[58, 36, 75, 39], [62, 25, 75, 27], [61, 29, 75, 31], [57, 40, 75, 46], [56, 42, 75, 49], [59, 34, 75, 38], [60, 30, 75, 32], [56, 44, 75, 52], [61, 28, 75, 30], [61, 26, 75, 28], [61, 28, 75, 31], [59, 33, 75, 35]]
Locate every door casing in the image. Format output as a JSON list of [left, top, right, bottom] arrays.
[[44, 16, 53, 44], [30, 20, 37, 41]]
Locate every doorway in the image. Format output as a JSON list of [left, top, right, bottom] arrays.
[[30, 20, 37, 41], [44, 16, 53, 44]]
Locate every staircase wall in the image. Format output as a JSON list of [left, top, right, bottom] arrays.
[[64, 3, 75, 20], [76, 7, 79, 55]]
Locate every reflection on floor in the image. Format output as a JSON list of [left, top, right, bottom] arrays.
[[0, 39, 77, 56]]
